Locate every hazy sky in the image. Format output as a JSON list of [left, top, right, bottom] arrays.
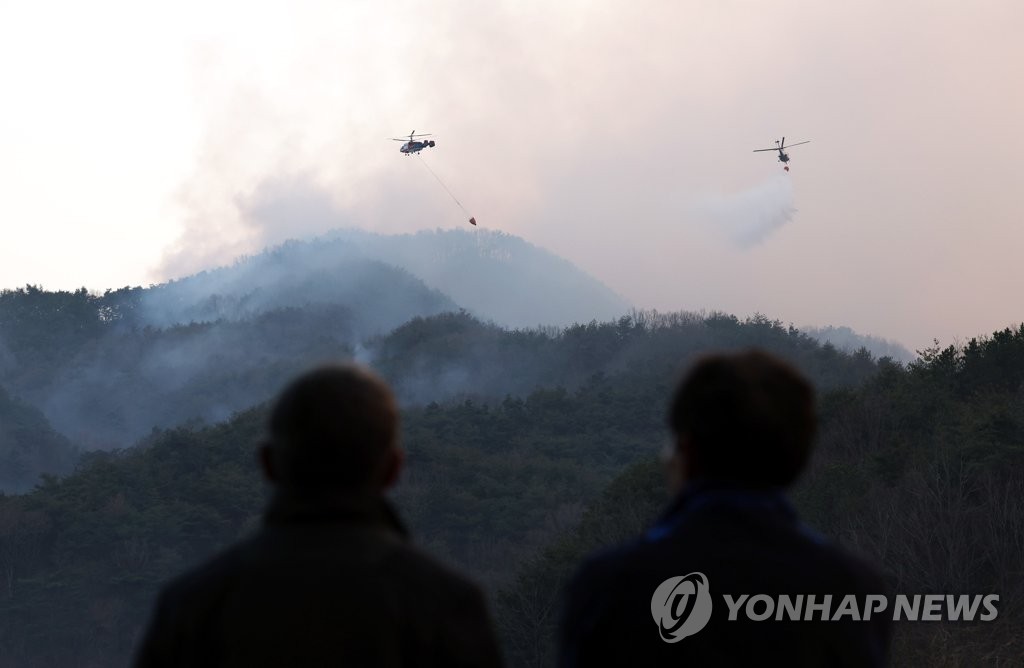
[[1, 0, 1021, 350]]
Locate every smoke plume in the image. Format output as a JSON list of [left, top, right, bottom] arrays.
[[698, 174, 796, 248]]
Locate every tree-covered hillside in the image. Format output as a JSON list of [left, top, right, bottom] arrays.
[[0, 255, 445, 416], [372, 310, 879, 404], [498, 326, 1024, 667], [0, 386, 78, 494], [0, 280, 878, 484], [0, 313, 883, 666], [0, 286, 360, 451], [0, 227, 632, 460], [127, 241, 458, 330], [800, 324, 914, 363]]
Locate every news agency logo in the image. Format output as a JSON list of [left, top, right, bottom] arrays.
[[650, 572, 713, 642], [652, 572, 1000, 642]]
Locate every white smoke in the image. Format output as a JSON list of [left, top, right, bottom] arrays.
[[697, 173, 796, 248]]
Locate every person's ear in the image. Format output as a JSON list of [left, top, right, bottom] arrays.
[[381, 446, 405, 490], [259, 443, 280, 484]]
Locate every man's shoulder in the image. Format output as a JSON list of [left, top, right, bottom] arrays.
[[154, 537, 254, 613], [569, 512, 887, 598], [160, 528, 483, 605]]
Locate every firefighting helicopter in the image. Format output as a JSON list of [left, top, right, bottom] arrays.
[[753, 137, 810, 171], [390, 131, 436, 155], [389, 130, 475, 225]]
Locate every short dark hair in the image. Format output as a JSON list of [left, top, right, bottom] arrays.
[[266, 364, 399, 489], [669, 350, 816, 488]]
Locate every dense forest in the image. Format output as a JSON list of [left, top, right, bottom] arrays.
[[0, 237, 1018, 666], [0, 387, 78, 494], [498, 329, 1024, 666], [0, 285, 880, 485], [0, 304, 890, 667]]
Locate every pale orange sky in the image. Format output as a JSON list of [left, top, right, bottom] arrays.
[[1, 0, 1021, 350]]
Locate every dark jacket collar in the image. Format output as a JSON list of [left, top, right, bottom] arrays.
[[263, 489, 409, 539], [647, 479, 798, 542]]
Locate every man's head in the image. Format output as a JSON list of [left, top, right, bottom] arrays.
[[261, 364, 403, 494], [668, 350, 816, 489]]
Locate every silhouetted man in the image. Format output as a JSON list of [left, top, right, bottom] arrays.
[[135, 364, 503, 667], [559, 351, 890, 667]]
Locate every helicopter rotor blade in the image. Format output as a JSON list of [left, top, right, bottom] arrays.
[[753, 148, 779, 152], [786, 140, 810, 148], [391, 133, 434, 141]]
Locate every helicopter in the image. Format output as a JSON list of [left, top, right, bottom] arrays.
[[390, 131, 436, 155], [753, 137, 810, 171]]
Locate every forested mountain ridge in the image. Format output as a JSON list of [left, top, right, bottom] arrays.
[[0, 228, 625, 458], [112, 228, 630, 331], [123, 241, 458, 329], [800, 324, 914, 363], [0, 272, 877, 480], [0, 314, 888, 666], [316, 228, 632, 327], [371, 310, 880, 404], [0, 248, 451, 456], [0, 252, 448, 401], [0, 291, 360, 452], [0, 228, 900, 481]]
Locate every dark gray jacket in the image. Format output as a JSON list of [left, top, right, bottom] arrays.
[[135, 492, 503, 667], [560, 481, 890, 667]]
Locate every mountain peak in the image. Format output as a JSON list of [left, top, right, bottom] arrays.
[[317, 227, 631, 328]]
